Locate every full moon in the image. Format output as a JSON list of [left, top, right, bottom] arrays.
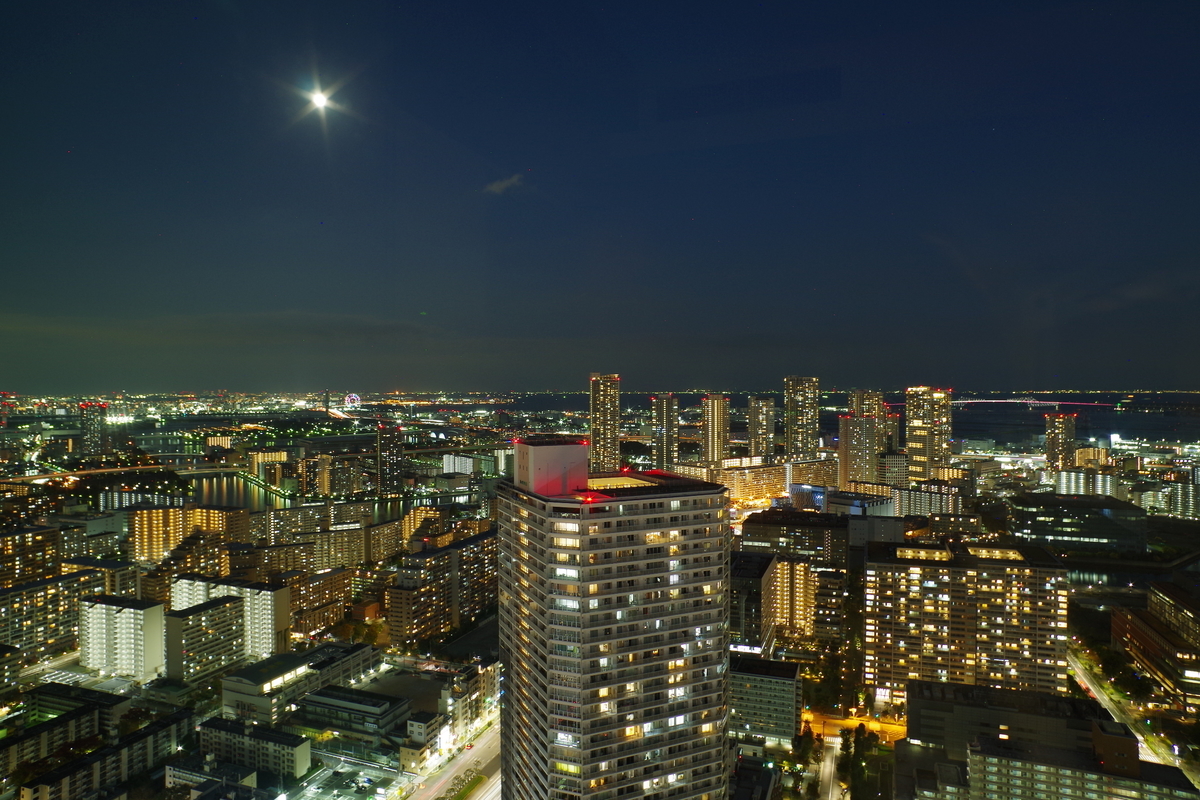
[[312, 92, 328, 108]]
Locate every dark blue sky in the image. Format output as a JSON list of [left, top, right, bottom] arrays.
[[4, 1, 1198, 393]]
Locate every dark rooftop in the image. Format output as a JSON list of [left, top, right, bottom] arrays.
[[742, 508, 849, 530], [907, 680, 1109, 721], [200, 717, 308, 747], [86, 594, 162, 611], [304, 684, 408, 709], [730, 655, 800, 681], [731, 551, 776, 580], [28, 682, 130, 708], [165, 594, 242, 617], [1009, 493, 1144, 512]]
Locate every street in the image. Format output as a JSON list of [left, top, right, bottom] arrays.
[[817, 736, 841, 800], [1066, 651, 1160, 763], [404, 722, 500, 800], [809, 715, 905, 800]]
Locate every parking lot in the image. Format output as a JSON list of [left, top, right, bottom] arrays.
[[298, 755, 406, 800]]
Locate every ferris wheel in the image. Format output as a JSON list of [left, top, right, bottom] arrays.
[[344, 393, 362, 408]]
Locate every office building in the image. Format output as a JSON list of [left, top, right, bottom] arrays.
[[1008, 493, 1148, 552], [589, 372, 621, 473], [294, 685, 411, 739], [864, 543, 1069, 704], [1113, 581, 1200, 711], [783, 376, 819, 461], [221, 641, 381, 723], [729, 656, 801, 752], [498, 438, 731, 800], [651, 394, 679, 470], [875, 451, 906, 487], [1053, 467, 1117, 497], [905, 386, 952, 483], [79, 401, 108, 456], [1045, 413, 1077, 472], [165, 595, 246, 685], [171, 575, 292, 658], [702, 393, 730, 464], [746, 396, 775, 460], [80, 595, 165, 682]]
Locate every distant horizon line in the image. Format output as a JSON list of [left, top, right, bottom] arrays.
[[5, 387, 1200, 399]]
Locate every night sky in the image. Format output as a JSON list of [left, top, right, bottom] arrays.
[[5, 2, 1199, 394]]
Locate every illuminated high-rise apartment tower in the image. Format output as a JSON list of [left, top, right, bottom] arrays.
[[377, 427, 408, 495], [498, 439, 731, 800], [702, 394, 730, 464], [1045, 413, 1077, 472], [849, 390, 885, 419], [905, 386, 952, 483], [746, 396, 775, 459], [650, 394, 679, 470], [838, 416, 881, 489], [79, 402, 109, 456], [839, 390, 888, 489], [783, 376, 819, 460], [589, 373, 621, 473]]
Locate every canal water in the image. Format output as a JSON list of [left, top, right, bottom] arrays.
[[185, 473, 409, 520]]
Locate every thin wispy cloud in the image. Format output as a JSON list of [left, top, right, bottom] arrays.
[[483, 174, 524, 195]]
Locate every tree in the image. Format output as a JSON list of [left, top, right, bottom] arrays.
[[794, 725, 815, 763]]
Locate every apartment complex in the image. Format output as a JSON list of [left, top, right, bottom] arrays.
[[80, 595, 165, 682], [864, 543, 1069, 704]]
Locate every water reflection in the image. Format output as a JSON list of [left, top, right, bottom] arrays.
[[186, 473, 414, 522]]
